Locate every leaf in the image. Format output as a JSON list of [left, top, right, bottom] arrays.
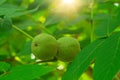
[[66, 15, 89, 27], [0, 0, 6, 5], [0, 37, 7, 46], [0, 62, 10, 72], [0, 64, 57, 80], [15, 20, 36, 30], [28, 0, 53, 10], [0, 16, 12, 31], [94, 13, 119, 37], [10, 6, 39, 17], [44, 15, 63, 27], [0, 16, 13, 37], [62, 39, 105, 80], [0, 4, 38, 17], [18, 41, 32, 56], [62, 32, 120, 80], [117, 7, 120, 23], [0, 4, 22, 16], [54, 27, 83, 35], [93, 32, 120, 80]]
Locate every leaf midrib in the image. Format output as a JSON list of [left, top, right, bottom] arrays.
[[103, 37, 120, 80], [72, 40, 105, 79]]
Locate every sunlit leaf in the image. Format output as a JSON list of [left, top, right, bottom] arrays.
[[63, 32, 120, 80]]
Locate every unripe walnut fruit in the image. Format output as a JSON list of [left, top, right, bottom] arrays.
[[56, 37, 80, 62], [31, 33, 58, 60]]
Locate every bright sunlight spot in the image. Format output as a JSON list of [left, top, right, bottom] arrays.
[[31, 53, 35, 59], [57, 61, 66, 70], [62, 0, 74, 4], [57, 64, 64, 70], [35, 59, 42, 62], [114, 3, 119, 7], [51, 0, 82, 17]]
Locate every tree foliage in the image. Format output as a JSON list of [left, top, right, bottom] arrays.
[[0, 0, 120, 80]]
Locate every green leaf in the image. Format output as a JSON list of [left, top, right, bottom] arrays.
[[44, 15, 63, 27], [0, 4, 22, 16], [93, 32, 120, 80], [62, 39, 105, 80], [0, 37, 7, 47], [117, 7, 120, 24], [15, 20, 36, 30], [66, 15, 89, 27], [18, 41, 32, 56], [0, 4, 38, 17], [94, 13, 119, 37], [62, 32, 120, 80], [0, 16, 12, 31], [0, 64, 57, 80], [0, 16, 12, 37], [0, 62, 10, 72], [0, 0, 6, 5], [10, 6, 39, 17]]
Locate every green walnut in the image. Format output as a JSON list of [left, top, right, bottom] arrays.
[[31, 33, 58, 60], [56, 37, 80, 62]]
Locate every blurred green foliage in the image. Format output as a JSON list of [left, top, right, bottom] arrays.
[[0, 0, 120, 80]]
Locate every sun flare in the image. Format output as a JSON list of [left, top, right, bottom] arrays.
[[62, 0, 74, 4], [51, 0, 82, 17]]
